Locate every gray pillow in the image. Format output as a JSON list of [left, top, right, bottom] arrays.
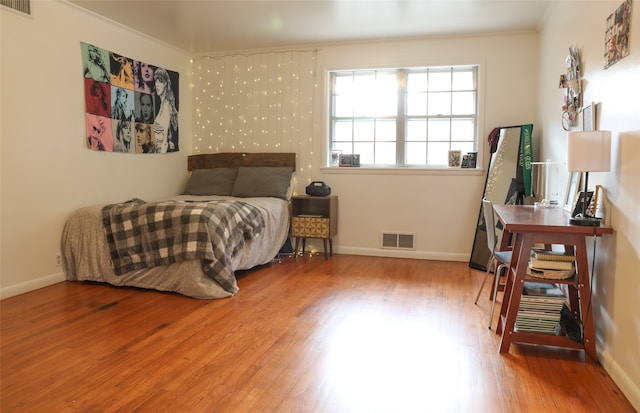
[[231, 167, 293, 199], [183, 168, 238, 196]]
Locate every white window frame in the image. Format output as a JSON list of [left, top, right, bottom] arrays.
[[327, 65, 479, 169]]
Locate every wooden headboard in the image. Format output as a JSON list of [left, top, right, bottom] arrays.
[[187, 152, 296, 171]]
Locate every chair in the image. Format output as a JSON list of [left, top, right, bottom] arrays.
[[474, 198, 512, 329]]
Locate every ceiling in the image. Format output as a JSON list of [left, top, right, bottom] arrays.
[[67, 0, 552, 54]]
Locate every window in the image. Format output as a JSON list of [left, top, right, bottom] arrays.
[[329, 66, 478, 167]]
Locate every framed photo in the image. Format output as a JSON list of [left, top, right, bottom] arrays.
[[604, 0, 632, 69], [330, 150, 342, 166], [564, 172, 581, 212], [339, 154, 360, 167], [461, 154, 469, 168], [593, 184, 604, 219], [572, 190, 594, 217], [583, 102, 595, 131], [448, 150, 462, 167], [467, 152, 477, 168]]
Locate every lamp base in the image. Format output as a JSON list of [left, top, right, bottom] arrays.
[[569, 215, 602, 226]]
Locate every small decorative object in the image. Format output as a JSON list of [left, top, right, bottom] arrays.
[[583, 102, 596, 131], [560, 46, 582, 131], [330, 150, 342, 166], [305, 181, 331, 197], [572, 191, 595, 218], [467, 152, 477, 168], [531, 161, 564, 206], [461, 152, 477, 168], [448, 150, 462, 167], [339, 154, 360, 167], [605, 0, 632, 69]]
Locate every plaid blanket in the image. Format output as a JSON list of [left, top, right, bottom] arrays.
[[101, 199, 265, 294]]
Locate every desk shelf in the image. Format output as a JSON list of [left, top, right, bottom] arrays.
[[493, 205, 613, 362], [503, 316, 585, 349]]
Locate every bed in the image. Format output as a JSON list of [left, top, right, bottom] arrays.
[[61, 152, 296, 299]]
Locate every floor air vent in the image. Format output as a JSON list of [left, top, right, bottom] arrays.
[[1, 0, 31, 15], [381, 232, 415, 250]]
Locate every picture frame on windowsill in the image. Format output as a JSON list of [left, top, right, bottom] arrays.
[[330, 150, 342, 166], [448, 150, 462, 167], [339, 154, 360, 167]]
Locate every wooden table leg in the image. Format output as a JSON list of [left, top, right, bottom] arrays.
[[497, 232, 521, 335], [574, 236, 598, 361], [499, 233, 533, 354]]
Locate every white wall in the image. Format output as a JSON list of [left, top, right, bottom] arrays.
[[537, 1, 640, 409], [0, 1, 193, 297], [312, 33, 539, 259]]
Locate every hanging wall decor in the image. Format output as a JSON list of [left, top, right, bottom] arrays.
[[559, 46, 582, 131], [81, 42, 180, 153], [605, 0, 632, 69]]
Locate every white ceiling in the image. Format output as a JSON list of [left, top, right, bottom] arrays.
[[67, 0, 552, 54]]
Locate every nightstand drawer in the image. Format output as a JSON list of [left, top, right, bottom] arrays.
[[291, 216, 330, 238]]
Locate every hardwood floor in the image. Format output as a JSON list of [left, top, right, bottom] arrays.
[[1, 255, 635, 412]]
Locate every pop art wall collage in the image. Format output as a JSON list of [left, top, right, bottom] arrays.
[[81, 42, 179, 154]]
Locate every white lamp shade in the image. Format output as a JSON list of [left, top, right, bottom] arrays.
[[567, 131, 611, 172]]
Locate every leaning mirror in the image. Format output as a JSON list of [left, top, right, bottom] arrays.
[[469, 125, 530, 271]]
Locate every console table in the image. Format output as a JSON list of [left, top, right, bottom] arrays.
[[492, 205, 613, 361]]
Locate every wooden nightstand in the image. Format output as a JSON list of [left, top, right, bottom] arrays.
[[290, 195, 337, 259]]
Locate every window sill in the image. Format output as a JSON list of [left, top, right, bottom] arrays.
[[319, 166, 485, 176]]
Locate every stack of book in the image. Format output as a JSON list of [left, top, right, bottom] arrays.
[[527, 249, 575, 280], [515, 282, 567, 334]]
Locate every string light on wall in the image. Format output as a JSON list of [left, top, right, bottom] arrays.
[[191, 49, 318, 193]]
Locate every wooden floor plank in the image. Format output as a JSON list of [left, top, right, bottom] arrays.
[[1, 255, 635, 412]]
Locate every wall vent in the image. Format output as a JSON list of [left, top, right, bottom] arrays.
[[1, 0, 31, 15], [380, 232, 415, 250]]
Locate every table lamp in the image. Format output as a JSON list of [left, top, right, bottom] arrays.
[[567, 130, 611, 226]]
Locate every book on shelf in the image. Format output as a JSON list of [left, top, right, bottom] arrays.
[[529, 258, 574, 271], [523, 282, 564, 296], [516, 281, 567, 335], [527, 266, 574, 280], [531, 250, 576, 262]]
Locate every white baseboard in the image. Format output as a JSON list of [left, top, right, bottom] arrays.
[[600, 349, 640, 411], [0, 272, 66, 300], [334, 246, 469, 262]]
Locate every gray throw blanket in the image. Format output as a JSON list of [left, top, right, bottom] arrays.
[[101, 199, 265, 294]]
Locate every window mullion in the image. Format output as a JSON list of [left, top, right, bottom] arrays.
[[396, 69, 406, 166]]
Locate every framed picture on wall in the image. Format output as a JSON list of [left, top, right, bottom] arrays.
[[604, 0, 632, 69]]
